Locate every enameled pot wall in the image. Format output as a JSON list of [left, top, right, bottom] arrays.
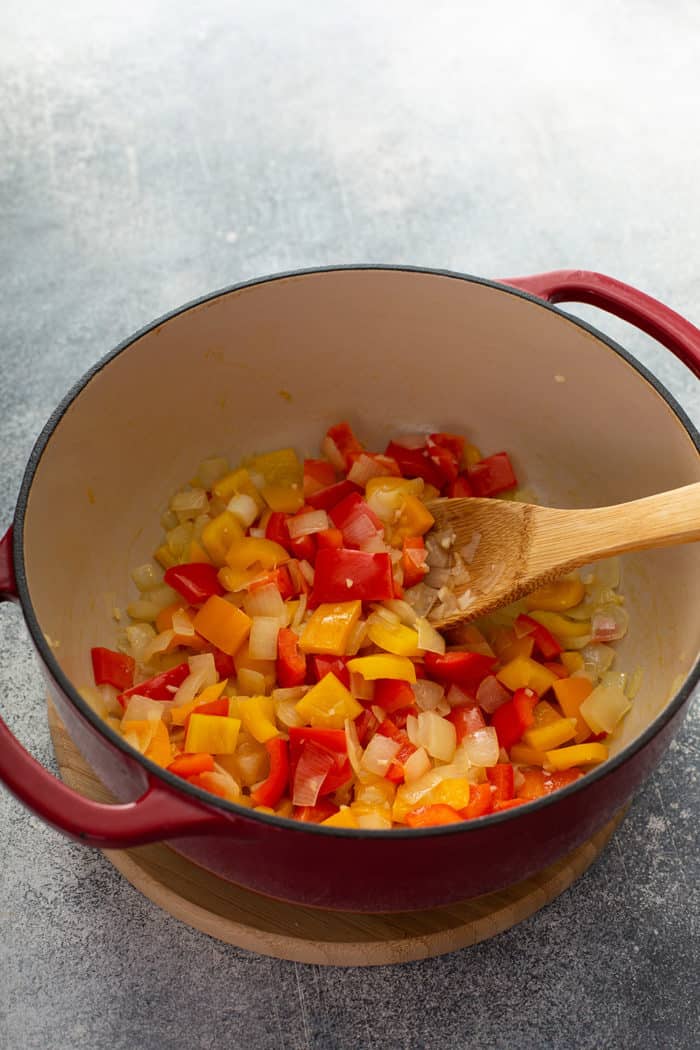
[[1, 268, 698, 912]]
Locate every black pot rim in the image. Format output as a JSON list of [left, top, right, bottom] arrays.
[[11, 264, 700, 840]]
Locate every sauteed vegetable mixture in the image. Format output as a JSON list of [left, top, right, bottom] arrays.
[[85, 424, 639, 828]]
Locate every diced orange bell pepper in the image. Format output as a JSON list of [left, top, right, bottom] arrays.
[[168, 753, 215, 778], [347, 654, 417, 682], [298, 601, 362, 656], [405, 804, 463, 827], [320, 805, 359, 828], [144, 719, 172, 767], [553, 676, 594, 742], [187, 539, 214, 565], [388, 495, 435, 546], [193, 595, 251, 655], [295, 673, 363, 729], [221, 537, 290, 592], [545, 742, 608, 770], [461, 783, 493, 820]]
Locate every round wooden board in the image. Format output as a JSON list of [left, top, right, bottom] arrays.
[[48, 702, 625, 966]]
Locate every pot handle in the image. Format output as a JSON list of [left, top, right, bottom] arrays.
[[500, 270, 700, 379], [0, 525, 239, 848]]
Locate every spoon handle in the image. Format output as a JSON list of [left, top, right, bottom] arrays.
[[527, 482, 700, 577]]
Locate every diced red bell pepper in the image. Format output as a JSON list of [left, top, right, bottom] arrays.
[[543, 661, 569, 679], [391, 705, 419, 731], [515, 613, 563, 660], [248, 565, 295, 601], [445, 474, 474, 499], [288, 727, 351, 795], [385, 441, 444, 489], [325, 422, 364, 470], [310, 548, 395, 604], [423, 651, 497, 689], [329, 493, 382, 548], [167, 753, 215, 778], [493, 799, 527, 812], [516, 766, 584, 801], [402, 537, 428, 589], [461, 783, 494, 819], [303, 459, 336, 496], [309, 654, 351, 688], [405, 804, 463, 827], [374, 678, 415, 714], [447, 704, 486, 743], [385, 739, 417, 783], [306, 479, 362, 511], [428, 432, 465, 463], [212, 649, 236, 678], [164, 563, 225, 605], [490, 687, 538, 750], [486, 763, 515, 802], [250, 738, 289, 808], [294, 800, 339, 823], [467, 452, 517, 497], [117, 662, 190, 708], [265, 511, 292, 552], [316, 528, 344, 550], [354, 708, 379, 746], [91, 647, 135, 691], [276, 627, 307, 688], [288, 533, 317, 563], [425, 434, 461, 484]]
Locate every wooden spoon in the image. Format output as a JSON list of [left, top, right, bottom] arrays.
[[426, 482, 700, 629]]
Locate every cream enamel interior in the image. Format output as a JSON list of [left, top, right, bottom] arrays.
[[22, 270, 700, 758]]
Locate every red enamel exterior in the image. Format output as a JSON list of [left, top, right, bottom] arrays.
[[0, 269, 698, 912]]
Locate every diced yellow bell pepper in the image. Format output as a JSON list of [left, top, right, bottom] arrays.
[[276, 798, 294, 818], [193, 595, 251, 655], [187, 539, 213, 565], [260, 484, 304, 514], [170, 680, 229, 726], [366, 618, 421, 657], [246, 448, 302, 487], [121, 720, 156, 753], [154, 544, 178, 570], [545, 742, 608, 770], [526, 577, 586, 612], [321, 805, 359, 828], [463, 443, 482, 467], [510, 743, 548, 767], [353, 776, 396, 807], [365, 476, 424, 521], [185, 713, 241, 754], [579, 684, 631, 735], [527, 610, 591, 640], [422, 484, 441, 502], [496, 656, 558, 696], [298, 601, 362, 656], [497, 635, 535, 664], [389, 495, 435, 545], [552, 676, 594, 742], [347, 654, 417, 682], [295, 673, 363, 729], [144, 719, 172, 767], [429, 777, 472, 811], [350, 802, 393, 829], [254, 805, 276, 816], [532, 700, 562, 727], [237, 696, 280, 742], [221, 537, 290, 591], [561, 651, 584, 674], [201, 511, 245, 567], [524, 717, 577, 751], [212, 467, 264, 509]]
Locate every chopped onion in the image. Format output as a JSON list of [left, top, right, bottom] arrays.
[[142, 629, 175, 664], [371, 704, 387, 724], [126, 623, 157, 664], [292, 593, 308, 630], [292, 742, 334, 807], [238, 668, 267, 695], [600, 671, 627, 692], [273, 692, 305, 728], [592, 604, 629, 642], [249, 616, 280, 660], [412, 679, 445, 711], [625, 667, 643, 700], [359, 533, 388, 554], [166, 522, 193, 557], [343, 513, 380, 548], [355, 808, 392, 830], [298, 559, 315, 586], [361, 734, 400, 776], [322, 434, 346, 472], [476, 675, 510, 714], [345, 619, 368, 656], [248, 527, 266, 538], [79, 686, 109, 718], [369, 604, 401, 624], [287, 509, 329, 539], [344, 718, 364, 776], [227, 492, 259, 529], [390, 432, 427, 450], [126, 599, 161, 623], [196, 456, 229, 489], [272, 685, 308, 703], [98, 683, 122, 717], [382, 599, 418, 626], [461, 727, 499, 767], [244, 584, 286, 621], [188, 652, 217, 687], [347, 454, 387, 486], [513, 617, 536, 639], [350, 672, 374, 701], [131, 563, 161, 592], [417, 711, 457, 762], [122, 693, 166, 724], [580, 643, 616, 677], [425, 566, 452, 589], [415, 617, 446, 654], [172, 667, 209, 707], [590, 557, 620, 590], [434, 697, 452, 717], [579, 683, 631, 734], [403, 746, 432, 783], [459, 532, 482, 564], [403, 582, 439, 618], [406, 714, 420, 747], [170, 488, 208, 522]]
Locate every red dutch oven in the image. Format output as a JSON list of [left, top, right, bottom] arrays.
[[1, 268, 698, 912]]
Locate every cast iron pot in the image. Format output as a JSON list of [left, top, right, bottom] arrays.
[[1, 268, 699, 912]]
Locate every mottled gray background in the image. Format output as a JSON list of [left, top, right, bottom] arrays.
[[1, 2, 698, 1048]]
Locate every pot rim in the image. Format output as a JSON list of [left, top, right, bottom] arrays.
[[12, 264, 700, 839]]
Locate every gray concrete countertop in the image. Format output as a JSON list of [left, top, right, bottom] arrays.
[[1, 3, 698, 1048]]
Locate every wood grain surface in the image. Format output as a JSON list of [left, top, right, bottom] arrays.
[[48, 702, 625, 966]]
